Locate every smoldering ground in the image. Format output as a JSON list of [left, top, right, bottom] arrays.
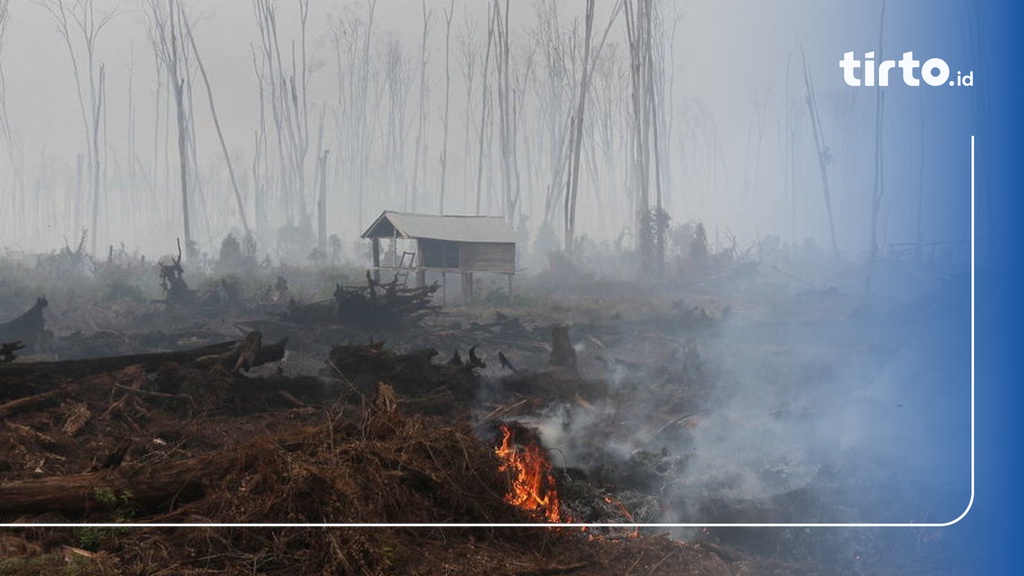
[[514, 254, 970, 555]]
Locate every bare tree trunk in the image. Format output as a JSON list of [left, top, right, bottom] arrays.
[[565, 0, 621, 254], [252, 45, 269, 239], [0, 0, 23, 242], [90, 64, 104, 255], [534, 1, 571, 236], [169, 2, 193, 259], [317, 149, 329, 253], [625, 0, 655, 271], [410, 0, 431, 214], [645, 24, 666, 268], [784, 51, 797, 246], [254, 0, 319, 242], [493, 0, 516, 226], [146, 0, 197, 259], [800, 48, 839, 259], [474, 4, 495, 215], [182, 15, 252, 241], [459, 19, 479, 210], [313, 107, 328, 252], [40, 0, 116, 255], [869, 0, 887, 262], [564, 0, 595, 254], [439, 0, 454, 214]]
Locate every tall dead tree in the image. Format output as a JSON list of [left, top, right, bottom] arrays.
[[645, 2, 669, 266], [438, 0, 454, 214], [532, 1, 572, 242], [0, 0, 22, 239], [329, 0, 377, 229], [181, 15, 252, 244], [39, 0, 117, 256], [492, 0, 520, 228], [252, 51, 268, 239], [458, 17, 479, 210], [564, 0, 621, 254], [589, 43, 630, 237], [381, 39, 411, 214], [624, 0, 660, 272], [310, 102, 329, 253], [409, 0, 431, 214], [511, 46, 536, 229], [254, 0, 317, 246], [801, 48, 839, 258], [145, 0, 199, 260], [783, 51, 800, 246], [869, 0, 887, 263], [473, 3, 495, 216]]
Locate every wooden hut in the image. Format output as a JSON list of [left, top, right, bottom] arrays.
[[360, 211, 516, 302]]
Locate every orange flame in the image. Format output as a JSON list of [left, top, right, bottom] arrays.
[[495, 424, 563, 523]]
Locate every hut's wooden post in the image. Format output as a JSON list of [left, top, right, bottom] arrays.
[[415, 240, 426, 287], [371, 238, 381, 282], [461, 272, 473, 304]]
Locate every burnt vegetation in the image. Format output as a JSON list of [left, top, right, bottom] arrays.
[[0, 0, 977, 573], [0, 228, 972, 576]]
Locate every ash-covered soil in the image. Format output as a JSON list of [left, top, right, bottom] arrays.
[[0, 250, 976, 575]]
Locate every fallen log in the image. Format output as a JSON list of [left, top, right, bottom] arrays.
[[512, 562, 591, 576], [0, 331, 285, 382], [194, 331, 284, 375], [0, 455, 220, 517]]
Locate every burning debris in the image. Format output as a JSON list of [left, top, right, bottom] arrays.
[[0, 246, 970, 575], [495, 422, 564, 523]]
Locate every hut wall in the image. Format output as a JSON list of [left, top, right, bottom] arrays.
[[459, 242, 515, 274]]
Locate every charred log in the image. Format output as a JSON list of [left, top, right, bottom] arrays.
[[157, 240, 194, 305], [0, 455, 220, 517], [0, 298, 52, 353], [194, 331, 284, 375], [0, 332, 285, 388], [326, 342, 478, 414], [548, 324, 578, 375]]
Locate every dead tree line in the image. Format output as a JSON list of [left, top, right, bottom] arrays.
[[624, 0, 661, 272], [254, 0, 321, 255], [324, 0, 381, 244], [0, 0, 22, 240], [564, 0, 622, 254], [1, 0, 915, 267], [39, 0, 115, 256]]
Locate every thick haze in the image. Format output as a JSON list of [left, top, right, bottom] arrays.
[[0, 0, 975, 262]]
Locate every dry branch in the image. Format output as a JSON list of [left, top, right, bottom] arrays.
[[0, 388, 65, 418]]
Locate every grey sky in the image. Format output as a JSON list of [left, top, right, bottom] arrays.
[[0, 1, 973, 257]]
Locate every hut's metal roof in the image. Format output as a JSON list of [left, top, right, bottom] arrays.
[[360, 211, 516, 244]]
